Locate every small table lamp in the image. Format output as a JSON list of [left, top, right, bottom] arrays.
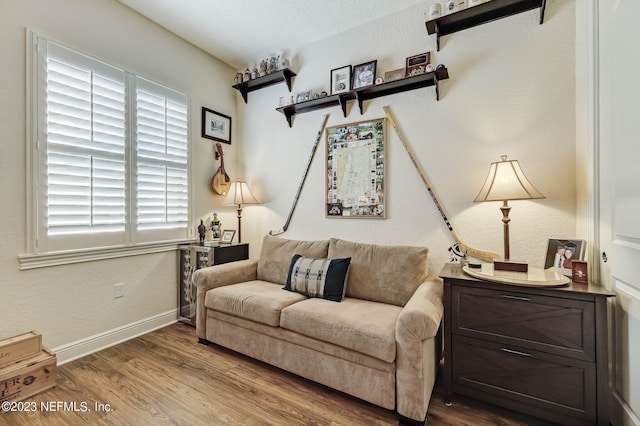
[[474, 155, 544, 271], [223, 180, 259, 244]]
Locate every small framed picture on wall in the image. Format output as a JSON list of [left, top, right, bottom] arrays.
[[202, 107, 232, 144]]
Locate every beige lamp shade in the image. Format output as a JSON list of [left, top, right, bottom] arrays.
[[223, 181, 259, 206], [474, 155, 544, 202]]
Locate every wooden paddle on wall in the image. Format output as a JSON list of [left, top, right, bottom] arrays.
[[211, 143, 231, 195]]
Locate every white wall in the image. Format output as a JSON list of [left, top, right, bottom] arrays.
[[239, 1, 578, 276], [0, 0, 236, 361]]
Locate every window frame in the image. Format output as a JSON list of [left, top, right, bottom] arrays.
[[21, 30, 194, 269]]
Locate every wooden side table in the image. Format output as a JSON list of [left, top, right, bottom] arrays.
[[178, 243, 249, 326], [440, 263, 614, 425]]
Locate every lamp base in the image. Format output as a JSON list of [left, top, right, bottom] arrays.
[[494, 259, 528, 273]]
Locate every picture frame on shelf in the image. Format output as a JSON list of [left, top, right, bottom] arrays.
[[405, 52, 431, 77], [330, 65, 352, 95], [384, 68, 405, 82], [296, 90, 312, 103], [220, 230, 236, 244], [352, 60, 377, 89], [202, 107, 232, 144], [544, 238, 586, 276], [571, 260, 589, 284], [326, 118, 386, 218]]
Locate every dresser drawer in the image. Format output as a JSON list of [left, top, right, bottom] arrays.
[[452, 285, 595, 361], [453, 335, 596, 423]]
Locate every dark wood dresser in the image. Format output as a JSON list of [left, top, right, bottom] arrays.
[[440, 263, 614, 425]]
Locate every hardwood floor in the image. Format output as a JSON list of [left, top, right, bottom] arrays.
[[1, 323, 555, 425]]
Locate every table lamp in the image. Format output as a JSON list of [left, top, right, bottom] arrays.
[[474, 155, 544, 271], [223, 180, 259, 244]]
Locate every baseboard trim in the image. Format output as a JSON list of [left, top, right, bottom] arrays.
[[53, 310, 177, 365]]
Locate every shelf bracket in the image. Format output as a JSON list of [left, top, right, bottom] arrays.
[[284, 111, 294, 128], [240, 90, 248, 104], [338, 94, 350, 117], [540, 0, 547, 24], [355, 92, 365, 115], [434, 75, 440, 101], [435, 22, 441, 52]]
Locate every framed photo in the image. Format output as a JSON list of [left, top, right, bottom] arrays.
[[330, 65, 352, 95], [405, 52, 431, 77], [220, 229, 235, 244], [296, 90, 312, 103], [352, 60, 377, 89], [384, 68, 405, 82], [572, 260, 589, 284], [202, 107, 232, 144], [544, 238, 586, 275], [326, 118, 386, 218]]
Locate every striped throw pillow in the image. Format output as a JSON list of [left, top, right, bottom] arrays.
[[283, 255, 351, 302]]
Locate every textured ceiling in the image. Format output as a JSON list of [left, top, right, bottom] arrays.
[[118, 0, 426, 69]]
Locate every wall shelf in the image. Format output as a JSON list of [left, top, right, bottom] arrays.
[[232, 69, 296, 104], [354, 67, 449, 114], [275, 67, 449, 127], [276, 93, 354, 128], [426, 0, 546, 51]]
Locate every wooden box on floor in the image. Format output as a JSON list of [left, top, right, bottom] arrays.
[[0, 330, 42, 368], [0, 348, 57, 403]]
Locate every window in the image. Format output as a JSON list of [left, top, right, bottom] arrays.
[[29, 34, 190, 257]]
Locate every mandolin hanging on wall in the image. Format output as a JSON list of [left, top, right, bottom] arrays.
[[211, 143, 231, 195]]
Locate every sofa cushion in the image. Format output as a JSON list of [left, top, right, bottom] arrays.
[[328, 238, 428, 307], [280, 298, 402, 363], [205, 281, 306, 326], [257, 235, 329, 285], [283, 255, 351, 302]]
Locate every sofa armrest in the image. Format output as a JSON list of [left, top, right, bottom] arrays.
[[193, 259, 258, 340], [395, 276, 444, 422]]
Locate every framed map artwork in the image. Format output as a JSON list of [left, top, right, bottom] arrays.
[[326, 119, 385, 218]]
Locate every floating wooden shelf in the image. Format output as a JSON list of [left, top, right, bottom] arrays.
[[426, 0, 546, 51], [354, 67, 449, 114], [275, 67, 449, 127], [276, 93, 354, 128], [232, 69, 296, 104]]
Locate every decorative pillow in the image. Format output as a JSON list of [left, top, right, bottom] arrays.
[[283, 255, 351, 302]]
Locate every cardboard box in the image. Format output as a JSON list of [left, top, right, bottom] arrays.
[[0, 348, 57, 403], [0, 331, 42, 369]]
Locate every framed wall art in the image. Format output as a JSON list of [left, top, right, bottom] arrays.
[[326, 119, 385, 218], [330, 65, 351, 95], [544, 238, 586, 275], [202, 107, 232, 144]]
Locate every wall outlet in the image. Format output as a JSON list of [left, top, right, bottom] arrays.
[[114, 283, 125, 298]]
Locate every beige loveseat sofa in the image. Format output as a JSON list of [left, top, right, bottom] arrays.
[[193, 236, 443, 425]]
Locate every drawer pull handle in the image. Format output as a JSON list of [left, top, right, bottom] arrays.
[[501, 348, 532, 357], [501, 295, 530, 301]]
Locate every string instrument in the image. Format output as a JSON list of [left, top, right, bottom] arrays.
[[211, 143, 231, 195]]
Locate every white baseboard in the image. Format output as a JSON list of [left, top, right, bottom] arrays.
[[53, 310, 177, 365]]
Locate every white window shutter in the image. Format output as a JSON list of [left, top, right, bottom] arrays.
[[45, 45, 127, 239], [135, 78, 189, 232]]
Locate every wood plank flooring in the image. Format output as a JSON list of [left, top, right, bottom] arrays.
[[0, 323, 555, 425]]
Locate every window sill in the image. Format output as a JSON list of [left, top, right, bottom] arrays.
[[18, 240, 197, 270]]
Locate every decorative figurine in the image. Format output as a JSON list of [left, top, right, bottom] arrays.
[[251, 67, 259, 80], [243, 68, 251, 82], [197, 219, 206, 245], [234, 73, 243, 84], [259, 60, 268, 77], [210, 212, 222, 240], [279, 55, 290, 70], [265, 57, 273, 74], [270, 56, 279, 73]]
